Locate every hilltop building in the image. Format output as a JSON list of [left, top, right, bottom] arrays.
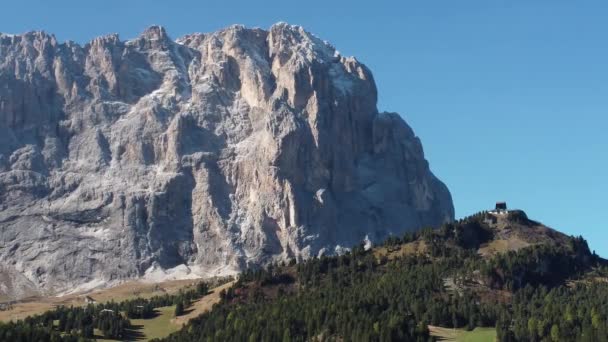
[[490, 202, 508, 215]]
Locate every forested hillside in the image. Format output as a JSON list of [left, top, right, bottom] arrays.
[[2, 211, 607, 341], [158, 211, 608, 342]]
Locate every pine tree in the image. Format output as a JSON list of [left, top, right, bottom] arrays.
[[282, 327, 291, 342], [175, 301, 184, 317]]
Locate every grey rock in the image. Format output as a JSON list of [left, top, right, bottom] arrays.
[[0, 23, 453, 298]]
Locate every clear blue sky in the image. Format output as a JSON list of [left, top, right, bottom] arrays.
[[2, 1, 607, 256]]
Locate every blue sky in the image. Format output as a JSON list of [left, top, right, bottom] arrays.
[[2, 1, 607, 256]]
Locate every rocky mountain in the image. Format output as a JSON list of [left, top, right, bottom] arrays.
[[0, 23, 453, 298]]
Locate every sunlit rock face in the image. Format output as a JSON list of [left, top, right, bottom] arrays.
[[0, 23, 453, 297]]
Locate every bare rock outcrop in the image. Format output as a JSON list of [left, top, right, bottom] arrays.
[[0, 23, 453, 297]]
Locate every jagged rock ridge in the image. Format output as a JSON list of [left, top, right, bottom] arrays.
[[0, 23, 454, 298]]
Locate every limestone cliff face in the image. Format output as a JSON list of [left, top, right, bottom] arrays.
[[0, 23, 453, 297]]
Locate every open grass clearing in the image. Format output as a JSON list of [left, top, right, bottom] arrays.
[[172, 280, 235, 326], [429, 325, 496, 342]]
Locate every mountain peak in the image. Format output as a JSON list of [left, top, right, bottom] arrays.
[[141, 25, 168, 40]]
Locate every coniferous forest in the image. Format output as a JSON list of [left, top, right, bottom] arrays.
[[2, 212, 608, 341], [158, 212, 608, 342]]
